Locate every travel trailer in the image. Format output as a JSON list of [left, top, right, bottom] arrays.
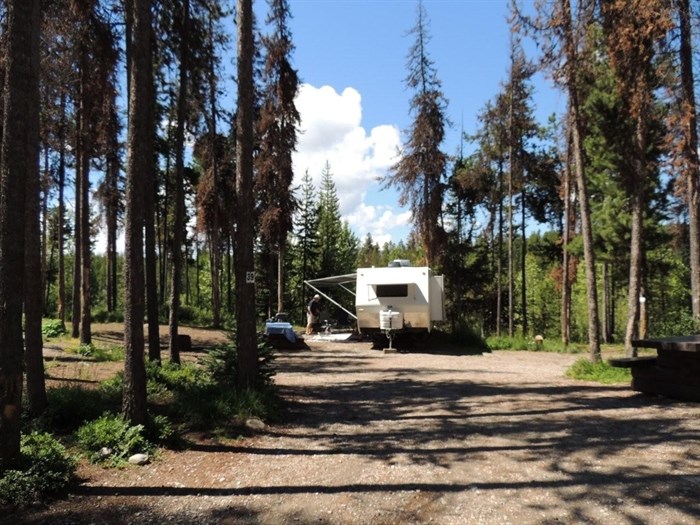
[[305, 261, 445, 347]]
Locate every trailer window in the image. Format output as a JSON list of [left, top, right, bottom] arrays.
[[375, 284, 408, 297]]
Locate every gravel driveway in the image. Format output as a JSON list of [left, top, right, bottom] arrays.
[[8, 338, 700, 525]]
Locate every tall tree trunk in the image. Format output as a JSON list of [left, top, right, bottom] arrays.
[[521, 189, 527, 336], [235, 0, 259, 388], [41, 149, 49, 315], [123, 0, 151, 426], [105, 151, 119, 313], [168, 0, 190, 365], [602, 262, 610, 343], [562, 0, 601, 361], [57, 93, 67, 328], [210, 226, 221, 327], [79, 82, 92, 345], [496, 161, 503, 337], [277, 243, 285, 314], [624, 146, 646, 356], [145, 172, 160, 361], [25, 98, 46, 417], [508, 146, 514, 338], [206, 15, 222, 329], [678, 0, 700, 319], [71, 121, 81, 339], [561, 137, 571, 347], [0, 0, 40, 468]]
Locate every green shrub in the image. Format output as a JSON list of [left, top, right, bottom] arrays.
[[41, 319, 67, 339], [99, 373, 125, 403], [44, 385, 117, 433], [0, 432, 76, 507], [203, 334, 276, 389], [178, 305, 212, 326], [652, 310, 700, 338], [74, 343, 124, 362], [486, 335, 579, 353], [91, 308, 124, 323], [145, 414, 179, 447], [147, 360, 210, 391], [76, 413, 154, 466], [566, 358, 631, 384]]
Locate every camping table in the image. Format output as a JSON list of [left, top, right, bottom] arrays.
[[613, 335, 700, 402]]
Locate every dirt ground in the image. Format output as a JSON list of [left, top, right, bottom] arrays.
[[6, 325, 700, 525]]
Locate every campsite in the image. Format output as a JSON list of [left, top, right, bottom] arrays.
[[5, 323, 700, 525]]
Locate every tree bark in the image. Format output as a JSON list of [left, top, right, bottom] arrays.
[[561, 135, 572, 347], [562, 0, 601, 362], [140, 0, 160, 362], [123, 0, 151, 426], [235, 0, 259, 388], [57, 92, 67, 328], [678, 0, 700, 319], [24, 90, 47, 417], [71, 120, 81, 339], [168, 0, 190, 365], [79, 77, 92, 344], [0, 0, 41, 468]]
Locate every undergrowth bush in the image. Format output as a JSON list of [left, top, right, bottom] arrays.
[[42, 385, 119, 433], [74, 343, 124, 362], [76, 413, 154, 466], [486, 335, 581, 353], [203, 334, 276, 388], [41, 319, 67, 339], [566, 358, 631, 384], [91, 308, 124, 323], [0, 432, 76, 507]]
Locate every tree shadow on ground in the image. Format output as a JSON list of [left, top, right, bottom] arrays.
[[14, 344, 700, 524]]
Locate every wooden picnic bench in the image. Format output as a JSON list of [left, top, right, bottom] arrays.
[[609, 335, 700, 402]]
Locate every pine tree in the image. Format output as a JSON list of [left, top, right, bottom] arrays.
[[317, 161, 342, 277], [601, 0, 673, 354], [385, 0, 448, 268], [123, 0, 152, 426], [290, 169, 320, 321], [0, 0, 41, 468], [519, 0, 602, 361], [256, 0, 300, 314], [234, 0, 258, 388]]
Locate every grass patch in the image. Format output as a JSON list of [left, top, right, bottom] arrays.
[[487, 335, 585, 353], [71, 343, 124, 362], [566, 357, 632, 384]]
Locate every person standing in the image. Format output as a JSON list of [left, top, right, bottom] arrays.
[[306, 294, 321, 335]]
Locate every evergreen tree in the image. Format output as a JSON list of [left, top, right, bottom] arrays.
[[290, 169, 320, 321], [601, 0, 673, 354], [317, 161, 342, 277], [385, 0, 449, 268], [256, 0, 300, 314], [123, 0, 152, 427], [356, 233, 380, 268], [234, 0, 258, 388], [0, 0, 41, 467], [519, 0, 602, 361]]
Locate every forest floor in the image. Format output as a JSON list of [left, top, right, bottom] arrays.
[[5, 324, 700, 525]]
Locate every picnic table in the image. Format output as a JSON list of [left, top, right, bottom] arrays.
[[609, 335, 700, 402]]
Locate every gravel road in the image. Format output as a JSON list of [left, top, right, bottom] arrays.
[[8, 337, 700, 525]]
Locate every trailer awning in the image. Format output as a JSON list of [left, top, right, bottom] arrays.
[[304, 273, 358, 320], [305, 273, 357, 287]]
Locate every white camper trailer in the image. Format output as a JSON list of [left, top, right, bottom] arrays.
[[305, 262, 445, 347]]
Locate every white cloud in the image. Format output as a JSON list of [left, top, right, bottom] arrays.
[[346, 203, 412, 245], [293, 83, 409, 243]]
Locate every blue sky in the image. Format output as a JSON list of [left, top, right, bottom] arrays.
[[275, 0, 566, 245]]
